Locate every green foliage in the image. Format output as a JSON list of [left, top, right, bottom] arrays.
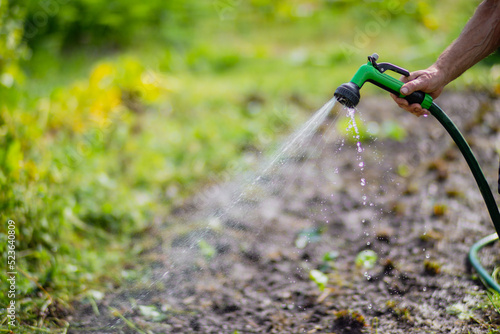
[[486, 289, 500, 315], [14, 0, 210, 50], [0, 0, 27, 92], [0, 44, 299, 328]]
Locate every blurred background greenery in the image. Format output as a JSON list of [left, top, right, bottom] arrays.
[[0, 0, 498, 330]]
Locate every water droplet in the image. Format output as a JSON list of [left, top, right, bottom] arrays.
[[360, 178, 366, 186], [368, 304, 372, 309], [358, 162, 364, 168]]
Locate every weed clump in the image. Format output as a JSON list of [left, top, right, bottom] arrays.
[[331, 309, 366, 334], [386, 300, 413, 322]]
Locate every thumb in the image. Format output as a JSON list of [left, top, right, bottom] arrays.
[[400, 76, 426, 96]]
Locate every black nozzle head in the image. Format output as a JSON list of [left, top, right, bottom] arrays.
[[334, 82, 360, 108]]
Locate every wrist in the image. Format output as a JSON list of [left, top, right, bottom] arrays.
[[428, 63, 449, 88]]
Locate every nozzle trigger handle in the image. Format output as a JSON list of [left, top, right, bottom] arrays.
[[403, 91, 426, 106]]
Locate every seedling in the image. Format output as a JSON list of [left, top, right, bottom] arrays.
[[138, 305, 166, 322], [323, 251, 339, 262], [318, 251, 339, 272], [295, 227, 324, 249], [355, 250, 378, 269], [309, 269, 328, 291], [198, 239, 216, 259]]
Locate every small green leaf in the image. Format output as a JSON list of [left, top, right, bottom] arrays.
[[198, 239, 216, 259], [309, 269, 328, 291], [355, 250, 378, 269], [323, 251, 339, 262]]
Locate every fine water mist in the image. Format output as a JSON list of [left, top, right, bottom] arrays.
[[104, 97, 342, 330], [162, 98, 339, 279]]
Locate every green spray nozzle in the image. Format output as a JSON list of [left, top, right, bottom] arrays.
[[334, 53, 433, 109]]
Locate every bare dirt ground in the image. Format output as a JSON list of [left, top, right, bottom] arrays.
[[70, 93, 500, 333]]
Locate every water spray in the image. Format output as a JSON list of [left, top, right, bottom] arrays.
[[335, 53, 500, 293]]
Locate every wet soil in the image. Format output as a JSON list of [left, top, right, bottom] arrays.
[[70, 93, 500, 333]]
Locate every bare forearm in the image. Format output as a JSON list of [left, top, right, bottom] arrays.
[[435, 0, 500, 85], [393, 0, 500, 115]]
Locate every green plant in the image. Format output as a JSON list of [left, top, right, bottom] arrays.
[[198, 240, 216, 260], [319, 251, 339, 272], [355, 250, 378, 269], [386, 300, 412, 322], [446, 302, 476, 321], [309, 269, 328, 291], [486, 289, 500, 316], [0, 0, 27, 80], [295, 227, 324, 249]]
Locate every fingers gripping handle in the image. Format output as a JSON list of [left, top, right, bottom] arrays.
[[404, 91, 426, 106], [403, 90, 433, 109], [384, 82, 432, 109]]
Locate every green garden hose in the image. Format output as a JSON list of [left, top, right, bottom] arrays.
[[429, 103, 500, 293], [469, 233, 500, 292], [335, 53, 500, 293]]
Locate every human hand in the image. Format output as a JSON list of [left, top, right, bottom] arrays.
[[390, 65, 446, 117]]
